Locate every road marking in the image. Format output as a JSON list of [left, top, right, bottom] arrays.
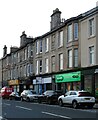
[[42, 111, 71, 119], [30, 103, 97, 113], [4, 103, 11, 106], [0, 116, 2, 119], [16, 106, 32, 111], [0, 116, 8, 120]]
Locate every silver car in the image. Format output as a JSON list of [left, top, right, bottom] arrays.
[[20, 90, 38, 102]]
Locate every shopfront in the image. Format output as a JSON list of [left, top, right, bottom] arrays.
[[33, 77, 52, 94], [82, 66, 98, 99], [55, 71, 81, 92], [8, 79, 20, 92]]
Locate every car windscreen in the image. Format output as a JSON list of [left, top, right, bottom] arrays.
[[31, 91, 36, 94], [78, 92, 93, 97]]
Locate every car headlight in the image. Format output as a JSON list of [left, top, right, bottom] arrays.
[[90, 97, 95, 101]]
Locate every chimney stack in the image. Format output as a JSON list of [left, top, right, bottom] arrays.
[[3, 45, 7, 57], [50, 8, 61, 30]]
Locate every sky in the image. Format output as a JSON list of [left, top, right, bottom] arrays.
[[0, 0, 98, 58]]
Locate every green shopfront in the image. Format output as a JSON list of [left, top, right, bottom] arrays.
[[55, 71, 81, 92]]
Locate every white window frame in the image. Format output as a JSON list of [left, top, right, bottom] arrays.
[[30, 45, 33, 57], [45, 58, 49, 73], [89, 18, 95, 37], [59, 53, 63, 70], [36, 41, 39, 54], [67, 24, 72, 42], [74, 23, 78, 40], [30, 64, 33, 74], [51, 56, 55, 72], [24, 49, 27, 60], [58, 31, 63, 47], [68, 49, 72, 68], [27, 64, 30, 76], [74, 48, 78, 67], [39, 40, 42, 53], [24, 65, 26, 76], [89, 46, 94, 65], [45, 38, 49, 52], [36, 60, 38, 74], [39, 60, 42, 73], [27, 46, 30, 58]]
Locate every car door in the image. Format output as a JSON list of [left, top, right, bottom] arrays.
[[23, 91, 28, 100], [62, 91, 71, 104], [68, 92, 77, 104]]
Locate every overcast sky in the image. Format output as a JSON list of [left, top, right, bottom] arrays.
[[0, 0, 97, 58]]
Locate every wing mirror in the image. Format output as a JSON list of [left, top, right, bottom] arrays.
[[64, 94, 67, 97]]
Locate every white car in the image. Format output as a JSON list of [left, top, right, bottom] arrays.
[[20, 90, 38, 102], [58, 90, 95, 109]]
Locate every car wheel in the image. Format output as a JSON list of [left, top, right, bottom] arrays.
[[9, 97, 12, 100], [38, 99, 41, 103], [48, 99, 52, 105], [59, 99, 63, 107], [72, 101, 78, 109]]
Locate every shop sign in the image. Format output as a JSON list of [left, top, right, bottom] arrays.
[[55, 71, 81, 83], [8, 80, 20, 85], [42, 77, 52, 84], [33, 77, 42, 84]]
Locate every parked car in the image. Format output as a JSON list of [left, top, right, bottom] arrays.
[[20, 90, 38, 102], [9, 92, 20, 100], [0, 86, 13, 99], [58, 90, 95, 109], [38, 90, 63, 104]]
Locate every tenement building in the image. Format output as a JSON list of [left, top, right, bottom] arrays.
[[0, 6, 98, 100]]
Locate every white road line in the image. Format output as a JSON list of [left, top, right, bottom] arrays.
[[16, 106, 32, 111], [42, 111, 71, 119], [0, 116, 2, 119], [0, 116, 7, 120], [4, 103, 11, 106]]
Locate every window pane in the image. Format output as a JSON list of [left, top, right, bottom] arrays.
[[59, 54, 63, 70], [45, 38, 49, 52], [40, 40, 42, 53], [40, 60, 42, 73], [45, 58, 49, 73], [89, 18, 94, 36], [51, 56, 55, 72], [68, 24, 72, 42], [74, 48, 78, 67], [74, 23, 78, 40], [36, 60, 38, 74], [36, 41, 39, 54], [58, 31, 63, 47], [89, 46, 94, 65], [68, 50, 72, 67]]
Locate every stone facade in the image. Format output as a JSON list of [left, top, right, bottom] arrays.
[[0, 7, 98, 97]]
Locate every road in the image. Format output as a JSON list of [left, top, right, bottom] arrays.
[[0, 99, 97, 120]]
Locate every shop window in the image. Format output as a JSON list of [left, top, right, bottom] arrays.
[[84, 75, 92, 93], [95, 74, 98, 98]]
